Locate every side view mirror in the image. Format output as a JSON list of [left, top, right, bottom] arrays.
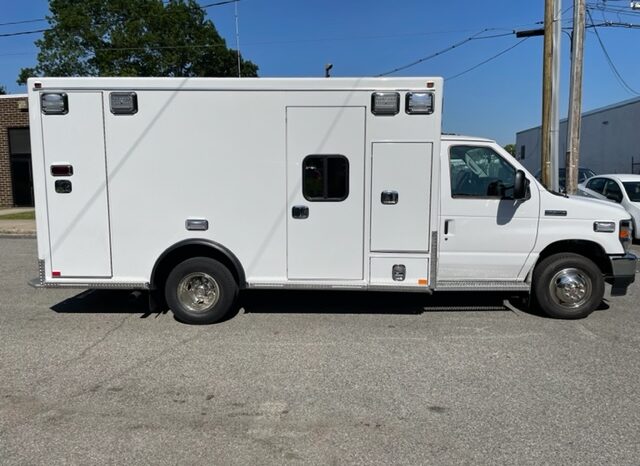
[[605, 193, 622, 203], [513, 170, 528, 200]]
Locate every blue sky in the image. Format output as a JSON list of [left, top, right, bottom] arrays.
[[1, 0, 639, 144]]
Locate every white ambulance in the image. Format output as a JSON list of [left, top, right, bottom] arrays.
[[27, 77, 636, 323]]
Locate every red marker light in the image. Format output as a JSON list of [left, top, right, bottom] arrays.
[[52, 271, 61, 277], [426, 82, 435, 89], [51, 165, 73, 177]]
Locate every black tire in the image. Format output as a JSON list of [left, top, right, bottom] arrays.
[[532, 253, 604, 319], [165, 257, 238, 324]]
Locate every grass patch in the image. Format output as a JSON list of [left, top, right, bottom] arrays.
[[0, 211, 35, 220]]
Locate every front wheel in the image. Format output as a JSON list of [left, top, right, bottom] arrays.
[[165, 257, 238, 324], [532, 253, 604, 319]]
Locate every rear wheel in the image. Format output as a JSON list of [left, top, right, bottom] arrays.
[[532, 253, 604, 319], [165, 257, 238, 324]]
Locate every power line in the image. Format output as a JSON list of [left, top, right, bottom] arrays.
[[0, 18, 47, 28], [376, 29, 514, 77], [0, 29, 49, 38], [90, 29, 506, 53], [200, 0, 239, 7], [0, 0, 240, 35], [587, 9, 640, 95], [446, 38, 529, 81], [587, 20, 640, 28]]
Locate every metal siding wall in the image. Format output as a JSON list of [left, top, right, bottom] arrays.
[[516, 99, 640, 176]]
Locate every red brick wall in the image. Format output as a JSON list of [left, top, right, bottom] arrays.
[[0, 96, 30, 208]]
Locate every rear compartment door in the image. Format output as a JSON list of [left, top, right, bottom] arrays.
[[41, 92, 112, 277]]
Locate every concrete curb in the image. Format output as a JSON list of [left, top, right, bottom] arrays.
[[0, 232, 36, 239]]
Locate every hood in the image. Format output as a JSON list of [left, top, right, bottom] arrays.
[[625, 201, 640, 219], [540, 190, 630, 221]]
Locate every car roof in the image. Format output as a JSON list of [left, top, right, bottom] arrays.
[[588, 174, 640, 182], [441, 134, 495, 143]]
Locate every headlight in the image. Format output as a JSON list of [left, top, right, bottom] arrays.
[[594, 221, 615, 233], [619, 220, 633, 252]]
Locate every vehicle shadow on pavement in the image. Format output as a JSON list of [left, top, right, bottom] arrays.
[[50, 289, 610, 321], [50, 290, 165, 318], [239, 290, 516, 316], [51, 289, 514, 318]]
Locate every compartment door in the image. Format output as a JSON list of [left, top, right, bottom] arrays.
[[370, 142, 432, 252], [286, 107, 365, 280], [41, 92, 112, 277]]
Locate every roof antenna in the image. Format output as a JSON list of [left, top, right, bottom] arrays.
[[324, 63, 333, 78]]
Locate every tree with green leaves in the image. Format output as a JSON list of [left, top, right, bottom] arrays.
[[503, 144, 516, 157], [18, 0, 257, 84]]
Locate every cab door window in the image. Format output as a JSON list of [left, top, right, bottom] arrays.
[[449, 145, 516, 198]]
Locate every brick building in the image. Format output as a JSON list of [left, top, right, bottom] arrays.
[[0, 94, 32, 208]]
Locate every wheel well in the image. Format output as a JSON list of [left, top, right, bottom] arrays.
[[535, 240, 612, 276], [151, 241, 246, 291]]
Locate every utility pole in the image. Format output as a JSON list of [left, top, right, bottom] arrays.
[[565, 0, 586, 195], [234, 0, 241, 77], [550, 0, 562, 191], [541, 0, 561, 190]]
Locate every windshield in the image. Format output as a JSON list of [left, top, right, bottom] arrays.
[[536, 168, 596, 191], [623, 182, 640, 202], [578, 168, 597, 182]]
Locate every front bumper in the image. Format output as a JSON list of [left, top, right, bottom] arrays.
[[607, 253, 638, 296]]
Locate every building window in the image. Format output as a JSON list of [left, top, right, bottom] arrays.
[[303, 155, 349, 201], [520, 145, 525, 160], [8, 128, 30, 155], [8, 127, 33, 207]]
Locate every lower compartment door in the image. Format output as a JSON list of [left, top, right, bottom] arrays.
[[369, 257, 429, 288]]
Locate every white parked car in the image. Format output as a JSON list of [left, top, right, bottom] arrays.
[[579, 174, 640, 239]]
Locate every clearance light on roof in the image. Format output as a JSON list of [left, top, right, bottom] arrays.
[[406, 92, 434, 115], [41, 93, 68, 115], [110, 92, 138, 115], [371, 92, 400, 116]]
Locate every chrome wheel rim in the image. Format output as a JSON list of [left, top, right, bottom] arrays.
[[549, 268, 592, 309], [177, 272, 220, 313]]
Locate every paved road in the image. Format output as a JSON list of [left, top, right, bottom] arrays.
[[1, 238, 639, 465]]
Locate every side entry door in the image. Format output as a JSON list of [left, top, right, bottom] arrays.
[[286, 107, 365, 280], [41, 92, 112, 278], [439, 144, 538, 281]]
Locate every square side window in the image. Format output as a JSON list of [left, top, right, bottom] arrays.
[[303, 155, 349, 201]]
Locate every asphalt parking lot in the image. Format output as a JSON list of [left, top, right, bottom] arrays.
[[1, 238, 639, 465]]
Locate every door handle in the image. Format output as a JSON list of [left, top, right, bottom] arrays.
[[292, 205, 309, 219], [381, 190, 399, 205], [55, 180, 72, 194], [444, 219, 452, 235]]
